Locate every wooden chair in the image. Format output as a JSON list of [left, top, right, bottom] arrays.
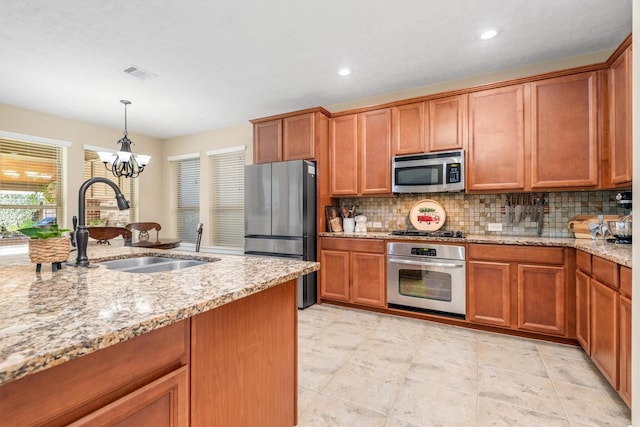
[[126, 222, 162, 241], [87, 227, 132, 246], [195, 223, 203, 252]]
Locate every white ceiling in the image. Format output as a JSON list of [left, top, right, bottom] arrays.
[[0, 0, 632, 140]]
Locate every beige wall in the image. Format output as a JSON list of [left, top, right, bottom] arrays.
[[0, 103, 163, 229], [160, 124, 253, 241]]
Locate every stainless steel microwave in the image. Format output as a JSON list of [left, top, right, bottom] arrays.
[[392, 150, 464, 193]]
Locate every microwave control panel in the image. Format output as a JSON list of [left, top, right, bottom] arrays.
[[446, 163, 462, 184]]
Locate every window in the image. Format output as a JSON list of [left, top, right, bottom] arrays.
[[83, 149, 137, 226], [172, 156, 200, 243], [208, 146, 244, 248], [0, 137, 65, 237]]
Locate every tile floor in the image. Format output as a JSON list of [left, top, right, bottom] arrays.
[[297, 304, 631, 427]]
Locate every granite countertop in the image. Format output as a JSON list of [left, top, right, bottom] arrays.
[[0, 245, 319, 386], [319, 231, 632, 267]]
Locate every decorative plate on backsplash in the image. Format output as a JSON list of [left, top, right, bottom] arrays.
[[409, 199, 446, 231]]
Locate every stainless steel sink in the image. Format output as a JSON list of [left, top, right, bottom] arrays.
[[100, 256, 213, 273]]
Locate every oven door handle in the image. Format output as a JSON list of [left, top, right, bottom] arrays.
[[387, 257, 465, 268]]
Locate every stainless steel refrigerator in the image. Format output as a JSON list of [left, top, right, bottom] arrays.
[[244, 160, 317, 308]]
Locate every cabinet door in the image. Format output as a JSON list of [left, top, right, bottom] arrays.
[[530, 72, 598, 189], [70, 367, 189, 427], [590, 279, 619, 388], [351, 252, 386, 307], [359, 108, 392, 195], [284, 113, 315, 160], [610, 47, 632, 185], [468, 260, 511, 327], [320, 250, 350, 302], [575, 270, 591, 352], [392, 102, 425, 155], [619, 294, 632, 406], [329, 115, 358, 195], [468, 85, 525, 191], [254, 120, 282, 164], [427, 94, 466, 152], [517, 264, 566, 336]]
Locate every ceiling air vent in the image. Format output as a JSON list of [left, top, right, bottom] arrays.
[[123, 65, 157, 80]]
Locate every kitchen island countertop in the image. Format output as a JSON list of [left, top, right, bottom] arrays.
[[0, 245, 319, 386], [319, 231, 632, 267]]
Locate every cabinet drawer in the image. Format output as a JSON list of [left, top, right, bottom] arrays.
[[468, 244, 564, 265], [576, 250, 592, 274], [321, 237, 385, 253], [592, 256, 619, 290], [620, 266, 632, 298]]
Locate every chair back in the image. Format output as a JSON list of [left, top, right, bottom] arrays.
[[126, 222, 162, 241], [195, 223, 203, 252], [87, 227, 133, 246]]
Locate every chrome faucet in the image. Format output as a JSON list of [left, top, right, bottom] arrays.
[[75, 177, 130, 267]]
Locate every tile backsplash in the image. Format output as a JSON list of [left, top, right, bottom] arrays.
[[339, 190, 629, 237]]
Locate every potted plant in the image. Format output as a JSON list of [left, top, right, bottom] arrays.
[[17, 223, 71, 269]]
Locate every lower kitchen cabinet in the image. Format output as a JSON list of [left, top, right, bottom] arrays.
[[590, 278, 619, 388], [575, 269, 591, 351], [320, 237, 386, 308], [619, 294, 632, 406], [468, 260, 511, 327], [468, 244, 568, 337], [71, 367, 189, 427]]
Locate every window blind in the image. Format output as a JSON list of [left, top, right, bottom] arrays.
[[208, 147, 244, 248], [174, 158, 200, 243], [83, 150, 137, 226], [0, 138, 64, 231]]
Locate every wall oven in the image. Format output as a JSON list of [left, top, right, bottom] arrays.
[[392, 150, 464, 193], [387, 242, 466, 318]]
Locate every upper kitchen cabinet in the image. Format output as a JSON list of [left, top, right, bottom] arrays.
[[251, 108, 330, 164], [392, 102, 425, 155], [391, 95, 466, 156], [530, 72, 598, 189], [467, 85, 526, 191], [253, 119, 282, 164], [609, 44, 632, 186], [427, 94, 467, 152], [330, 108, 392, 196]]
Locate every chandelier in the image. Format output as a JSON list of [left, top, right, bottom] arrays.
[[97, 100, 151, 179]]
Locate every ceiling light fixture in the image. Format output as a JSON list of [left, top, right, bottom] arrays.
[[480, 28, 499, 40], [97, 100, 151, 179], [338, 68, 352, 77]]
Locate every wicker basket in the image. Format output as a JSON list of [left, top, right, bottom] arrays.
[[28, 237, 71, 264]]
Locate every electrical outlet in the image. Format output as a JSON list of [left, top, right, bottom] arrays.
[[488, 223, 503, 231], [372, 222, 382, 228]]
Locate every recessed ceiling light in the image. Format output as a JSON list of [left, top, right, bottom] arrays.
[[480, 28, 499, 40], [338, 68, 352, 77]]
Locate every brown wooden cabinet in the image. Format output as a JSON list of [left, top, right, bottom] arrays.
[[320, 238, 386, 308], [619, 294, 632, 406], [467, 244, 568, 337], [252, 108, 330, 164], [329, 109, 392, 196], [590, 278, 619, 389], [609, 45, 633, 186], [71, 367, 189, 427], [467, 85, 526, 191], [392, 95, 466, 156], [530, 72, 598, 189], [468, 260, 511, 327], [427, 94, 467, 152], [575, 269, 591, 351], [254, 119, 283, 163], [392, 102, 425, 155]]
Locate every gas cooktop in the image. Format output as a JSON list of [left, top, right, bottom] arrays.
[[390, 230, 465, 238]]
